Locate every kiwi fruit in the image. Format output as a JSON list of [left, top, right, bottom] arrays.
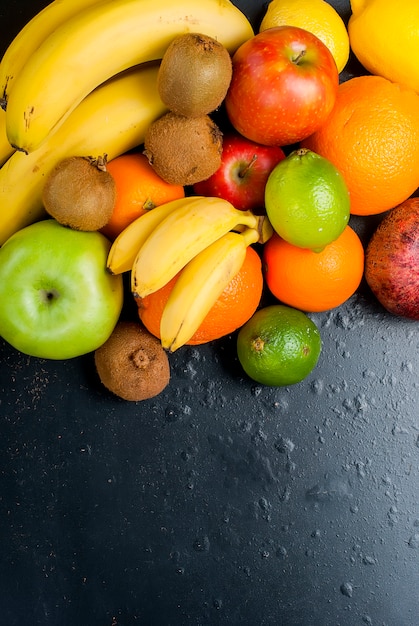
[[158, 33, 233, 117], [42, 154, 116, 231], [143, 111, 223, 186], [94, 321, 170, 401]]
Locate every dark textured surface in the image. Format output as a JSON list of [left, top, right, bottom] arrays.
[[1, 2, 418, 625]]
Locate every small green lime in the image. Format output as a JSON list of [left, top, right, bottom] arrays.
[[237, 304, 322, 386], [265, 148, 350, 251]]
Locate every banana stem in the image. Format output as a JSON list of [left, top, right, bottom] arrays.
[[238, 210, 260, 229], [240, 227, 260, 247], [235, 215, 273, 243]]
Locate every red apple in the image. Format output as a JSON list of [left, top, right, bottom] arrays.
[[224, 25, 339, 147], [193, 132, 286, 211]]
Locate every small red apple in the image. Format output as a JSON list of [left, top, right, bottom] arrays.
[[193, 132, 285, 211], [224, 25, 339, 146]]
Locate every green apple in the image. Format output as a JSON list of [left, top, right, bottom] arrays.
[[0, 219, 124, 359]]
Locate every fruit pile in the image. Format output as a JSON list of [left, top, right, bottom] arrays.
[[0, 0, 418, 400]]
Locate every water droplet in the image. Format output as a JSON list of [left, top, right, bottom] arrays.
[[193, 536, 210, 552], [355, 461, 368, 478], [392, 424, 409, 436], [363, 369, 376, 380], [258, 497, 270, 511], [213, 598, 223, 610], [278, 485, 291, 502], [181, 446, 198, 462], [170, 550, 180, 564], [354, 393, 369, 411], [340, 582, 353, 597], [335, 308, 365, 330], [401, 361, 413, 373], [275, 436, 295, 454], [408, 533, 419, 549], [306, 476, 352, 503], [239, 420, 252, 433], [276, 546, 288, 558], [273, 397, 289, 411], [252, 427, 267, 444], [363, 555, 377, 565], [311, 379, 324, 395], [165, 406, 180, 422], [183, 360, 197, 379]]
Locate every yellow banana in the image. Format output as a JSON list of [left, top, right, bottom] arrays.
[[0, 110, 14, 167], [107, 196, 202, 275], [0, 63, 166, 246], [6, 0, 254, 153], [0, 0, 105, 110], [131, 197, 259, 298], [160, 227, 260, 352]]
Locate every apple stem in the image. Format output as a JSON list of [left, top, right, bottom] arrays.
[[292, 49, 306, 65], [240, 154, 258, 178]]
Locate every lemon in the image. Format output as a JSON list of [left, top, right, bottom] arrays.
[[348, 0, 419, 93], [237, 304, 322, 386], [259, 0, 350, 73], [264, 148, 350, 252]]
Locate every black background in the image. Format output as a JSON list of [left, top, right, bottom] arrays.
[[0, 1, 418, 625]]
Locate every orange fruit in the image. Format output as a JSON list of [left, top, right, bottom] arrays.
[[301, 75, 419, 216], [263, 225, 364, 312], [136, 245, 263, 345], [101, 152, 185, 240]]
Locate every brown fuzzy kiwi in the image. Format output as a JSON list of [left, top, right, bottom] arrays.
[[158, 32, 233, 117], [94, 321, 170, 401], [143, 112, 223, 186], [42, 154, 116, 231]]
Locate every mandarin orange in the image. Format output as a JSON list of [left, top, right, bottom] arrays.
[[263, 226, 364, 312]]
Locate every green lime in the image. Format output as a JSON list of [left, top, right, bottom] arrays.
[[236, 304, 322, 386], [264, 148, 350, 251]]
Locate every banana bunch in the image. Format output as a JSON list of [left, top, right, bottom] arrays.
[[107, 195, 270, 351], [2, 0, 254, 154], [130, 197, 263, 297], [160, 227, 260, 352]]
